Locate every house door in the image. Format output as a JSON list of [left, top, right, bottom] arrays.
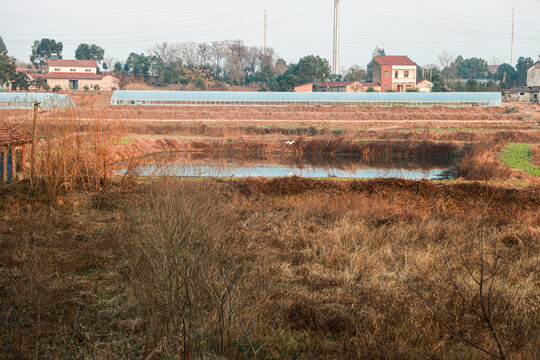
[[69, 80, 79, 90], [397, 85, 403, 92]]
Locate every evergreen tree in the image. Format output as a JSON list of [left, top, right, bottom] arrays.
[[0, 36, 7, 56]]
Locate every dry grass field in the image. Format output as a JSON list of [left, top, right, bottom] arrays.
[[0, 96, 539, 359]]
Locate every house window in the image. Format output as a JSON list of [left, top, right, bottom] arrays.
[[395, 71, 399, 78], [70, 69, 76, 72], [384, 71, 389, 78], [384, 85, 388, 90], [404, 71, 409, 78], [85, 69, 92, 72], [54, 68, 61, 72]]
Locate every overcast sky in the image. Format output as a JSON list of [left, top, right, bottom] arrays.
[[2, 0, 539, 69]]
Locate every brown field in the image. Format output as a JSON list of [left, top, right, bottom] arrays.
[[0, 97, 539, 359]]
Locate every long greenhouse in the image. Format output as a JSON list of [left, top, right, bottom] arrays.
[[110, 90, 503, 107], [0, 93, 75, 109]]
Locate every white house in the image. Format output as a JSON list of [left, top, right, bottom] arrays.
[[28, 59, 119, 91], [527, 59, 540, 87]]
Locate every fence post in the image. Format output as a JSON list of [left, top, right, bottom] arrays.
[[10, 145, 16, 182], [2, 148, 7, 183], [30, 101, 39, 188]]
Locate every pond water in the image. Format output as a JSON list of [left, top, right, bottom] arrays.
[[123, 152, 459, 180]]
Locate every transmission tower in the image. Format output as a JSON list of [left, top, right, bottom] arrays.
[[511, 8, 515, 66], [333, 0, 340, 75]]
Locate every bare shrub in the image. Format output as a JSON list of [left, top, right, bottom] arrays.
[[120, 179, 264, 358], [32, 103, 126, 200], [457, 142, 512, 180], [400, 220, 515, 359]]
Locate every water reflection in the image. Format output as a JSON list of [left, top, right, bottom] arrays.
[[122, 152, 459, 180]]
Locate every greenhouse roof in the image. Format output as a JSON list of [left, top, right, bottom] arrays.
[[110, 90, 502, 106], [0, 92, 75, 109]]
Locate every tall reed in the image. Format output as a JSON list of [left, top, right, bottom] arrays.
[[34, 100, 126, 200]]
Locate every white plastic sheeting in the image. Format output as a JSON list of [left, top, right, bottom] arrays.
[[110, 90, 503, 107]]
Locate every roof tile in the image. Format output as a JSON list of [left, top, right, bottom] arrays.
[[0, 125, 32, 147], [48, 59, 98, 68], [373, 56, 416, 66]]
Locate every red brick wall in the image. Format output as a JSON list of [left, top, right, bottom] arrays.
[[379, 65, 393, 92]]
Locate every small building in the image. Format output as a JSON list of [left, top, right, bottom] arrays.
[[416, 79, 433, 93], [314, 81, 361, 92], [504, 86, 540, 103], [488, 65, 500, 74], [368, 55, 417, 92], [527, 59, 540, 87], [0, 125, 32, 183], [27, 59, 119, 91], [358, 82, 381, 92], [313, 81, 381, 93], [294, 83, 313, 92], [505, 59, 540, 102]]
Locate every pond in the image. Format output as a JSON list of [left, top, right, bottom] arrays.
[[122, 152, 459, 180]]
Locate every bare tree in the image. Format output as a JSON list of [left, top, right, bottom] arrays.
[[210, 41, 228, 78], [225, 40, 248, 83], [438, 50, 454, 69], [179, 42, 199, 66], [244, 46, 261, 77], [258, 47, 276, 69], [102, 55, 117, 73], [197, 42, 212, 67], [149, 41, 182, 68]]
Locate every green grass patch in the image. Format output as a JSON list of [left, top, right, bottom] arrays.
[[501, 143, 540, 176]]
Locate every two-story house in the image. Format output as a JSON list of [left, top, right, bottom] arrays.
[[368, 56, 417, 92]]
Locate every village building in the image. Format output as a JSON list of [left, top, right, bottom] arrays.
[[27, 59, 119, 91], [527, 59, 540, 87], [505, 59, 540, 103], [416, 79, 434, 93], [368, 55, 417, 92], [312, 81, 381, 93], [294, 83, 314, 92], [488, 65, 500, 74], [0, 125, 31, 183], [313, 81, 361, 92], [505, 86, 540, 103]]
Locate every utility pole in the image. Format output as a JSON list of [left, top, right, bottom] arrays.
[[333, 0, 340, 75], [264, 9, 267, 57], [511, 8, 515, 67]]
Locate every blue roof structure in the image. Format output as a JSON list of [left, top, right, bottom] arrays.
[[0, 93, 75, 109], [110, 90, 503, 107]]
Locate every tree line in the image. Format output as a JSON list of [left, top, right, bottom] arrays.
[[0, 36, 536, 92]]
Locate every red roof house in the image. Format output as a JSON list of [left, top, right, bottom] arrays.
[[368, 55, 417, 92]]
